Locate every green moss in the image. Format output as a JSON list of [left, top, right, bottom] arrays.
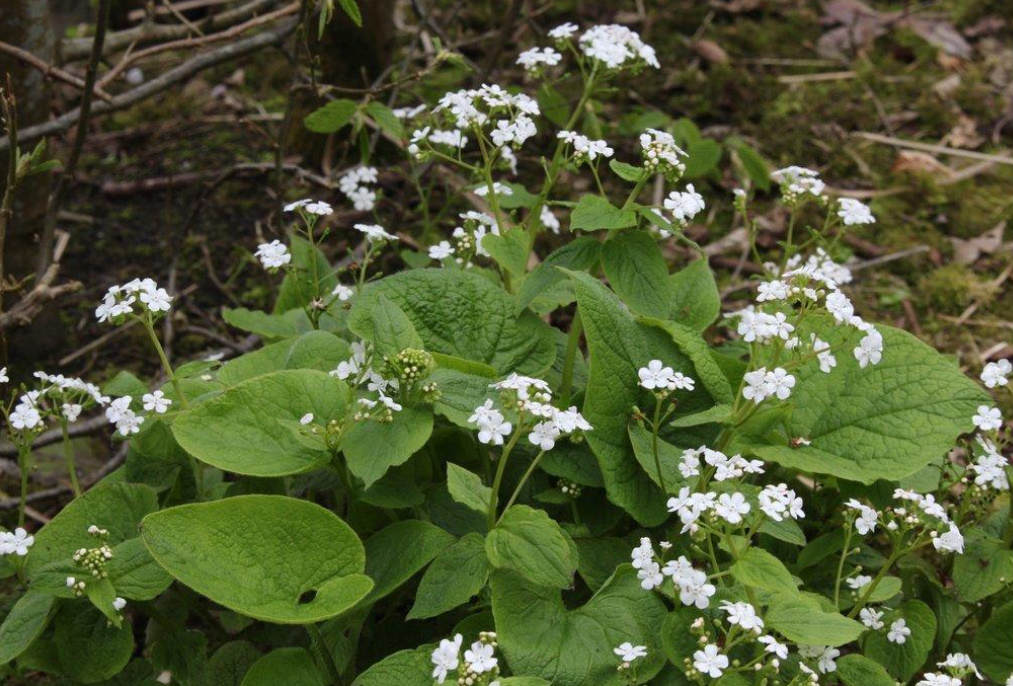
[[917, 263, 992, 313]]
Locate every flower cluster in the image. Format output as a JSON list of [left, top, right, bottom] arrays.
[[429, 211, 501, 266], [575, 24, 659, 70], [557, 130, 614, 164], [770, 165, 826, 204], [95, 278, 172, 323], [516, 46, 562, 73], [5, 372, 109, 433], [469, 374, 591, 451], [846, 488, 966, 554], [640, 129, 687, 180], [637, 359, 695, 393], [339, 166, 379, 211], [430, 631, 500, 685], [981, 358, 1011, 388], [255, 239, 291, 271], [663, 184, 705, 227]]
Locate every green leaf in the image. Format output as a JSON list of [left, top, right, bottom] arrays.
[[223, 307, 313, 338], [492, 566, 667, 686], [201, 641, 261, 686], [669, 404, 732, 428], [765, 597, 865, 646], [516, 237, 601, 315], [570, 195, 637, 231], [628, 423, 684, 491], [172, 370, 350, 477], [683, 140, 722, 179], [363, 520, 455, 605], [751, 325, 988, 483], [569, 271, 708, 525], [537, 84, 569, 127], [573, 538, 630, 592], [974, 601, 1013, 682], [730, 547, 798, 595], [351, 647, 433, 686], [0, 592, 54, 665], [241, 648, 323, 686], [342, 406, 433, 487], [218, 331, 351, 386], [864, 600, 936, 681], [446, 463, 493, 515], [337, 0, 362, 26], [25, 482, 158, 577], [348, 294, 423, 359], [305, 99, 359, 133], [730, 139, 771, 191], [639, 317, 734, 404], [952, 533, 1013, 603], [835, 654, 894, 686], [600, 231, 671, 318], [355, 269, 556, 375], [85, 577, 122, 626], [668, 259, 720, 331], [408, 533, 490, 620], [54, 602, 135, 683], [142, 495, 372, 623], [275, 234, 338, 313], [106, 537, 173, 600], [758, 518, 806, 546], [485, 505, 576, 589], [430, 368, 497, 428], [483, 228, 530, 278], [365, 101, 403, 139], [608, 159, 644, 182]]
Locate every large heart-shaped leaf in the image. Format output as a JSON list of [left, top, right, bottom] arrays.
[[751, 325, 987, 483], [141, 496, 372, 624], [172, 370, 350, 476], [353, 269, 556, 376], [492, 566, 666, 686]]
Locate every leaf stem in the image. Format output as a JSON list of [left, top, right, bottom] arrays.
[[487, 419, 524, 529], [60, 419, 82, 497], [557, 309, 583, 403], [498, 449, 547, 522], [306, 622, 343, 685], [833, 525, 853, 606], [651, 396, 668, 495]]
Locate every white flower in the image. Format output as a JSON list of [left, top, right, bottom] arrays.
[[938, 652, 982, 679], [61, 403, 83, 422], [630, 537, 655, 569], [692, 644, 728, 679], [332, 284, 354, 301], [142, 390, 172, 414], [548, 22, 578, 40], [0, 527, 35, 556], [528, 421, 560, 451], [981, 359, 1011, 388], [917, 674, 961, 686], [638, 359, 674, 390], [860, 607, 885, 630], [887, 618, 911, 644], [825, 290, 854, 322], [972, 405, 1003, 432], [757, 280, 790, 302], [613, 642, 647, 663], [677, 569, 716, 609], [664, 184, 705, 222], [66, 576, 76, 587], [846, 574, 872, 591], [715, 492, 751, 524], [429, 241, 454, 261], [140, 287, 172, 313], [354, 223, 397, 243], [540, 205, 560, 234], [347, 187, 376, 211], [771, 166, 825, 199], [553, 406, 592, 434], [9, 404, 42, 431], [846, 499, 878, 535], [720, 601, 764, 631], [299, 413, 314, 425], [637, 560, 664, 590], [0, 366, 7, 383], [431, 634, 462, 684], [766, 367, 796, 400], [758, 635, 788, 659], [933, 524, 965, 554], [464, 641, 497, 674], [517, 47, 562, 71], [284, 198, 333, 216], [837, 198, 876, 225], [473, 182, 513, 197], [759, 483, 805, 521], [113, 597, 127, 611], [579, 24, 659, 69], [854, 329, 883, 368], [816, 646, 840, 674]]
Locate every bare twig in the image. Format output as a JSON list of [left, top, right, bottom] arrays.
[[854, 132, 1013, 166], [1, 232, 82, 331], [0, 41, 112, 102], [61, 0, 281, 61], [1, 19, 299, 151]]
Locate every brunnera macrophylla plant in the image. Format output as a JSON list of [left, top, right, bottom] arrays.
[[2, 22, 1012, 686]]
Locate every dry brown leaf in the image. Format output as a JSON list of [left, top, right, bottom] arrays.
[[943, 114, 984, 149], [891, 150, 954, 178], [693, 39, 730, 64], [932, 73, 962, 98], [950, 222, 1006, 265]]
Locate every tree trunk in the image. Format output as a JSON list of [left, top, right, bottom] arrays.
[[0, 0, 61, 363]]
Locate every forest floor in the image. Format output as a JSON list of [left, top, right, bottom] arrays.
[[4, 0, 1013, 504]]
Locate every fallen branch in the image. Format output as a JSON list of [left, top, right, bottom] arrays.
[[854, 132, 1013, 167], [1, 233, 81, 330], [60, 0, 281, 61], [2, 18, 298, 151], [0, 41, 112, 102]]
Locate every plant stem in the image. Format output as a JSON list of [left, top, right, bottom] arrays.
[[17, 445, 29, 527], [499, 449, 547, 520], [651, 397, 668, 494], [833, 525, 853, 606], [487, 423, 523, 529], [143, 315, 188, 409], [306, 622, 343, 685], [60, 419, 81, 497], [557, 310, 582, 403]]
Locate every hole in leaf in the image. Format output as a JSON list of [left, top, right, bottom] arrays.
[[298, 589, 317, 605]]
